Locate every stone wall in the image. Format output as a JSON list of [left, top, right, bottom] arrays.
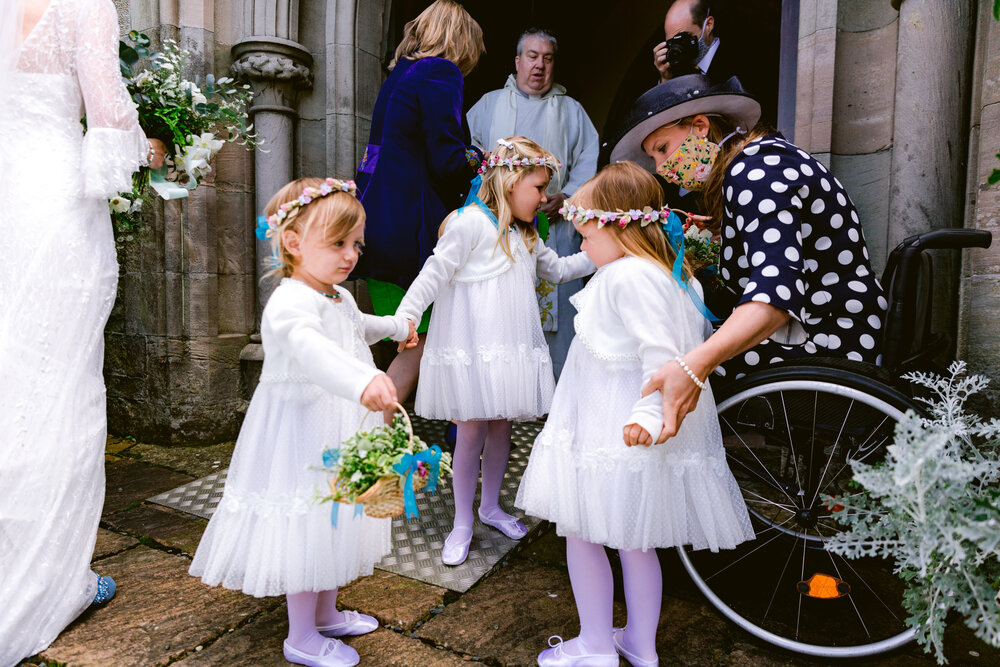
[[105, 0, 256, 444], [957, 0, 1000, 411]]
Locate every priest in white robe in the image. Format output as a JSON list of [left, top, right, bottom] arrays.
[[467, 28, 599, 378]]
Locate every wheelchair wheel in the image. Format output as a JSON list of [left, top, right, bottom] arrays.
[[678, 365, 921, 658]]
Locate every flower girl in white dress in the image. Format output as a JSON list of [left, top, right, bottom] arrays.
[[516, 162, 754, 667], [395, 137, 594, 565], [189, 178, 416, 667]]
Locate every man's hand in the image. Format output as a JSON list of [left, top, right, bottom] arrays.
[[540, 192, 568, 218], [653, 41, 672, 82], [623, 423, 653, 447], [360, 374, 398, 412], [397, 320, 418, 352]]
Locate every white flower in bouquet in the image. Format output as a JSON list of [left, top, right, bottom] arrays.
[[191, 132, 225, 154], [685, 224, 712, 243], [186, 82, 208, 106], [109, 196, 131, 213]]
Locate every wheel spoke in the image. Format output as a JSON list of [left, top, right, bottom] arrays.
[[827, 547, 902, 623], [823, 542, 873, 639], [795, 529, 807, 641], [763, 533, 798, 623], [809, 399, 854, 508], [699, 515, 798, 583], [779, 391, 805, 495], [720, 413, 797, 505]]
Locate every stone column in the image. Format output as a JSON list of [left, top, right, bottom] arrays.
[[887, 0, 975, 348], [231, 7, 314, 320]]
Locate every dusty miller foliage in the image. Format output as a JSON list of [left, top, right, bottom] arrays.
[[824, 361, 1000, 663]]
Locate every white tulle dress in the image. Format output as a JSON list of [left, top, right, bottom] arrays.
[[0, 1, 150, 663], [515, 257, 755, 552], [189, 279, 409, 597], [396, 204, 594, 421]]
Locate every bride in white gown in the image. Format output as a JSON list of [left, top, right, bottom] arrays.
[[0, 0, 164, 663]]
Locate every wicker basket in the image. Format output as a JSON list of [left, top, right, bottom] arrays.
[[335, 403, 429, 519]]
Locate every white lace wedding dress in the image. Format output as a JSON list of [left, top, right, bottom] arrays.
[[0, 1, 148, 663]]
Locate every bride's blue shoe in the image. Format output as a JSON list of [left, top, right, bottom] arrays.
[[92, 575, 116, 605]]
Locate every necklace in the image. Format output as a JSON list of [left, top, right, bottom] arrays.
[[322, 290, 343, 302]]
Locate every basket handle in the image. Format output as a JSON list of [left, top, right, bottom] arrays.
[[359, 401, 414, 447]]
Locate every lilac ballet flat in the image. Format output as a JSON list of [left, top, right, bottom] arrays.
[[317, 610, 379, 637], [537, 636, 618, 667], [478, 507, 527, 540], [283, 638, 359, 667], [613, 627, 659, 667]]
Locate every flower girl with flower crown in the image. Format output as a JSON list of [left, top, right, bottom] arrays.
[[189, 178, 416, 667], [395, 137, 595, 566]]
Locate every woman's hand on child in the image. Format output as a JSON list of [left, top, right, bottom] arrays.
[[360, 374, 399, 412], [397, 320, 418, 352], [642, 361, 702, 444], [623, 423, 653, 447]]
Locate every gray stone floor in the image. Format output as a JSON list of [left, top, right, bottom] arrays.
[[18, 437, 1000, 667]]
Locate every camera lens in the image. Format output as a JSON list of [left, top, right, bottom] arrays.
[[664, 31, 700, 77]]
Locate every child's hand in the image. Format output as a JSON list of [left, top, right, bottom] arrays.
[[360, 374, 398, 412], [397, 319, 418, 352], [623, 423, 653, 447]]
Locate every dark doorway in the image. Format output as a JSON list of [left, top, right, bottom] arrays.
[[387, 1, 783, 141]]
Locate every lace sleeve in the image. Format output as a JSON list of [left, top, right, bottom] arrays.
[[76, 0, 147, 198]]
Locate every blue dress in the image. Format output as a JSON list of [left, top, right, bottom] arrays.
[[717, 135, 888, 379], [353, 57, 483, 290]]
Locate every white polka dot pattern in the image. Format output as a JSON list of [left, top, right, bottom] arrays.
[[718, 135, 887, 378]]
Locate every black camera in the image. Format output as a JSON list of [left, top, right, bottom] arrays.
[[664, 31, 700, 77]]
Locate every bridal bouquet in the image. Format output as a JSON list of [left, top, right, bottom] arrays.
[[108, 32, 258, 246], [318, 407, 452, 520]]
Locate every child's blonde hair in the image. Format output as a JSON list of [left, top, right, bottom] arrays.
[[390, 0, 485, 77], [568, 161, 693, 279], [263, 177, 365, 278], [443, 136, 556, 262]]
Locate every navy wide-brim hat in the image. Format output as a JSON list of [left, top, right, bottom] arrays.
[[606, 74, 761, 172]]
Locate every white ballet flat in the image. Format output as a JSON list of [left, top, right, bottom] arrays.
[[441, 527, 473, 566], [282, 638, 359, 667], [478, 507, 528, 540], [317, 610, 379, 637], [613, 628, 659, 667], [536, 636, 619, 667]]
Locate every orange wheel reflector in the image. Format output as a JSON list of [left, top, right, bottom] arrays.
[[796, 573, 851, 599]]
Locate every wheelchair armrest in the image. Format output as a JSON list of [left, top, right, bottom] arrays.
[[893, 229, 992, 253]]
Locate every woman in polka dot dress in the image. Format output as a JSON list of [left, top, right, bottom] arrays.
[[607, 73, 887, 441]]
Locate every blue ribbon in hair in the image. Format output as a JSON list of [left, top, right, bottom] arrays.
[[254, 215, 271, 241], [662, 211, 722, 323], [460, 174, 500, 229], [322, 448, 364, 527], [391, 445, 444, 520]]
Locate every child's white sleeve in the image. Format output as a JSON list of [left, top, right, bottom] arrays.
[[361, 314, 410, 345], [535, 239, 595, 284], [396, 214, 478, 323], [268, 294, 382, 404], [609, 267, 685, 440]]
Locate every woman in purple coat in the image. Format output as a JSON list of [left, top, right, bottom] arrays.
[[354, 0, 485, 408]]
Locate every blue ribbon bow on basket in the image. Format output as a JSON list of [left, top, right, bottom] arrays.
[[662, 210, 722, 323], [393, 445, 444, 520]]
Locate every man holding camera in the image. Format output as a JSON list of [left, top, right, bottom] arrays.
[[653, 0, 732, 84]]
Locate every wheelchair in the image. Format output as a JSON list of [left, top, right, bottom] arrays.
[[676, 228, 993, 658]]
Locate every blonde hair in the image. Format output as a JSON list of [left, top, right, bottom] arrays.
[[442, 136, 556, 261], [263, 178, 365, 278], [569, 161, 693, 279], [390, 0, 485, 77]]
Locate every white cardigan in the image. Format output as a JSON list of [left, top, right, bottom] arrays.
[[261, 279, 410, 404], [571, 256, 714, 438], [396, 205, 595, 322]]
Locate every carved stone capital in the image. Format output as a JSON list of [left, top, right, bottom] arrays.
[[230, 52, 313, 89], [231, 38, 314, 114]]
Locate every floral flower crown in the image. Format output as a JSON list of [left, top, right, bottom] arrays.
[[559, 203, 681, 229], [477, 138, 562, 175], [255, 178, 357, 241]]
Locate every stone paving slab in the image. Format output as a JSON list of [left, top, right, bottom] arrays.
[[127, 440, 236, 479], [338, 568, 450, 630], [103, 459, 194, 515], [92, 528, 138, 561], [102, 504, 208, 555], [417, 559, 626, 666], [40, 546, 280, 667]]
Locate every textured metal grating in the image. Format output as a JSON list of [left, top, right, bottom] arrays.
[[148, 416, 545, 592]]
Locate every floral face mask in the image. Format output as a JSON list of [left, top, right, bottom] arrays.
[[656, 130, 720, 191]]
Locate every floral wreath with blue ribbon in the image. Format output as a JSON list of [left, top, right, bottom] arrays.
[[559, 202, 721, 323]]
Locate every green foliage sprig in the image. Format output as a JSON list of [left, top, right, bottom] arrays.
[[825, 362, 1000, 663]]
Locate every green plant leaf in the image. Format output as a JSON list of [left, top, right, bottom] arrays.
[[994, 0, 999, 21]]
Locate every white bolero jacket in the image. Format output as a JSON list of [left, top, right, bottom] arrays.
[[571, 256, 714, 439], [397, 205, 595, 322], [261, 279, 410, 404]]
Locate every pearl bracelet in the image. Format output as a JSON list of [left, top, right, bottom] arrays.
[[141, 140, 155, 167], [673, 355, 707, 391]]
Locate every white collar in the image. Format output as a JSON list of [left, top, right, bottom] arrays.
[[697, 37, 721, 74]]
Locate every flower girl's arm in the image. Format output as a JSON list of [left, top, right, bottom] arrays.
[[76, 0, 149, 198], [395, 213, 480, 324], [269, 293, 383, 404], [360, 314, 411, 346], [535, 240, 595, 284]]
